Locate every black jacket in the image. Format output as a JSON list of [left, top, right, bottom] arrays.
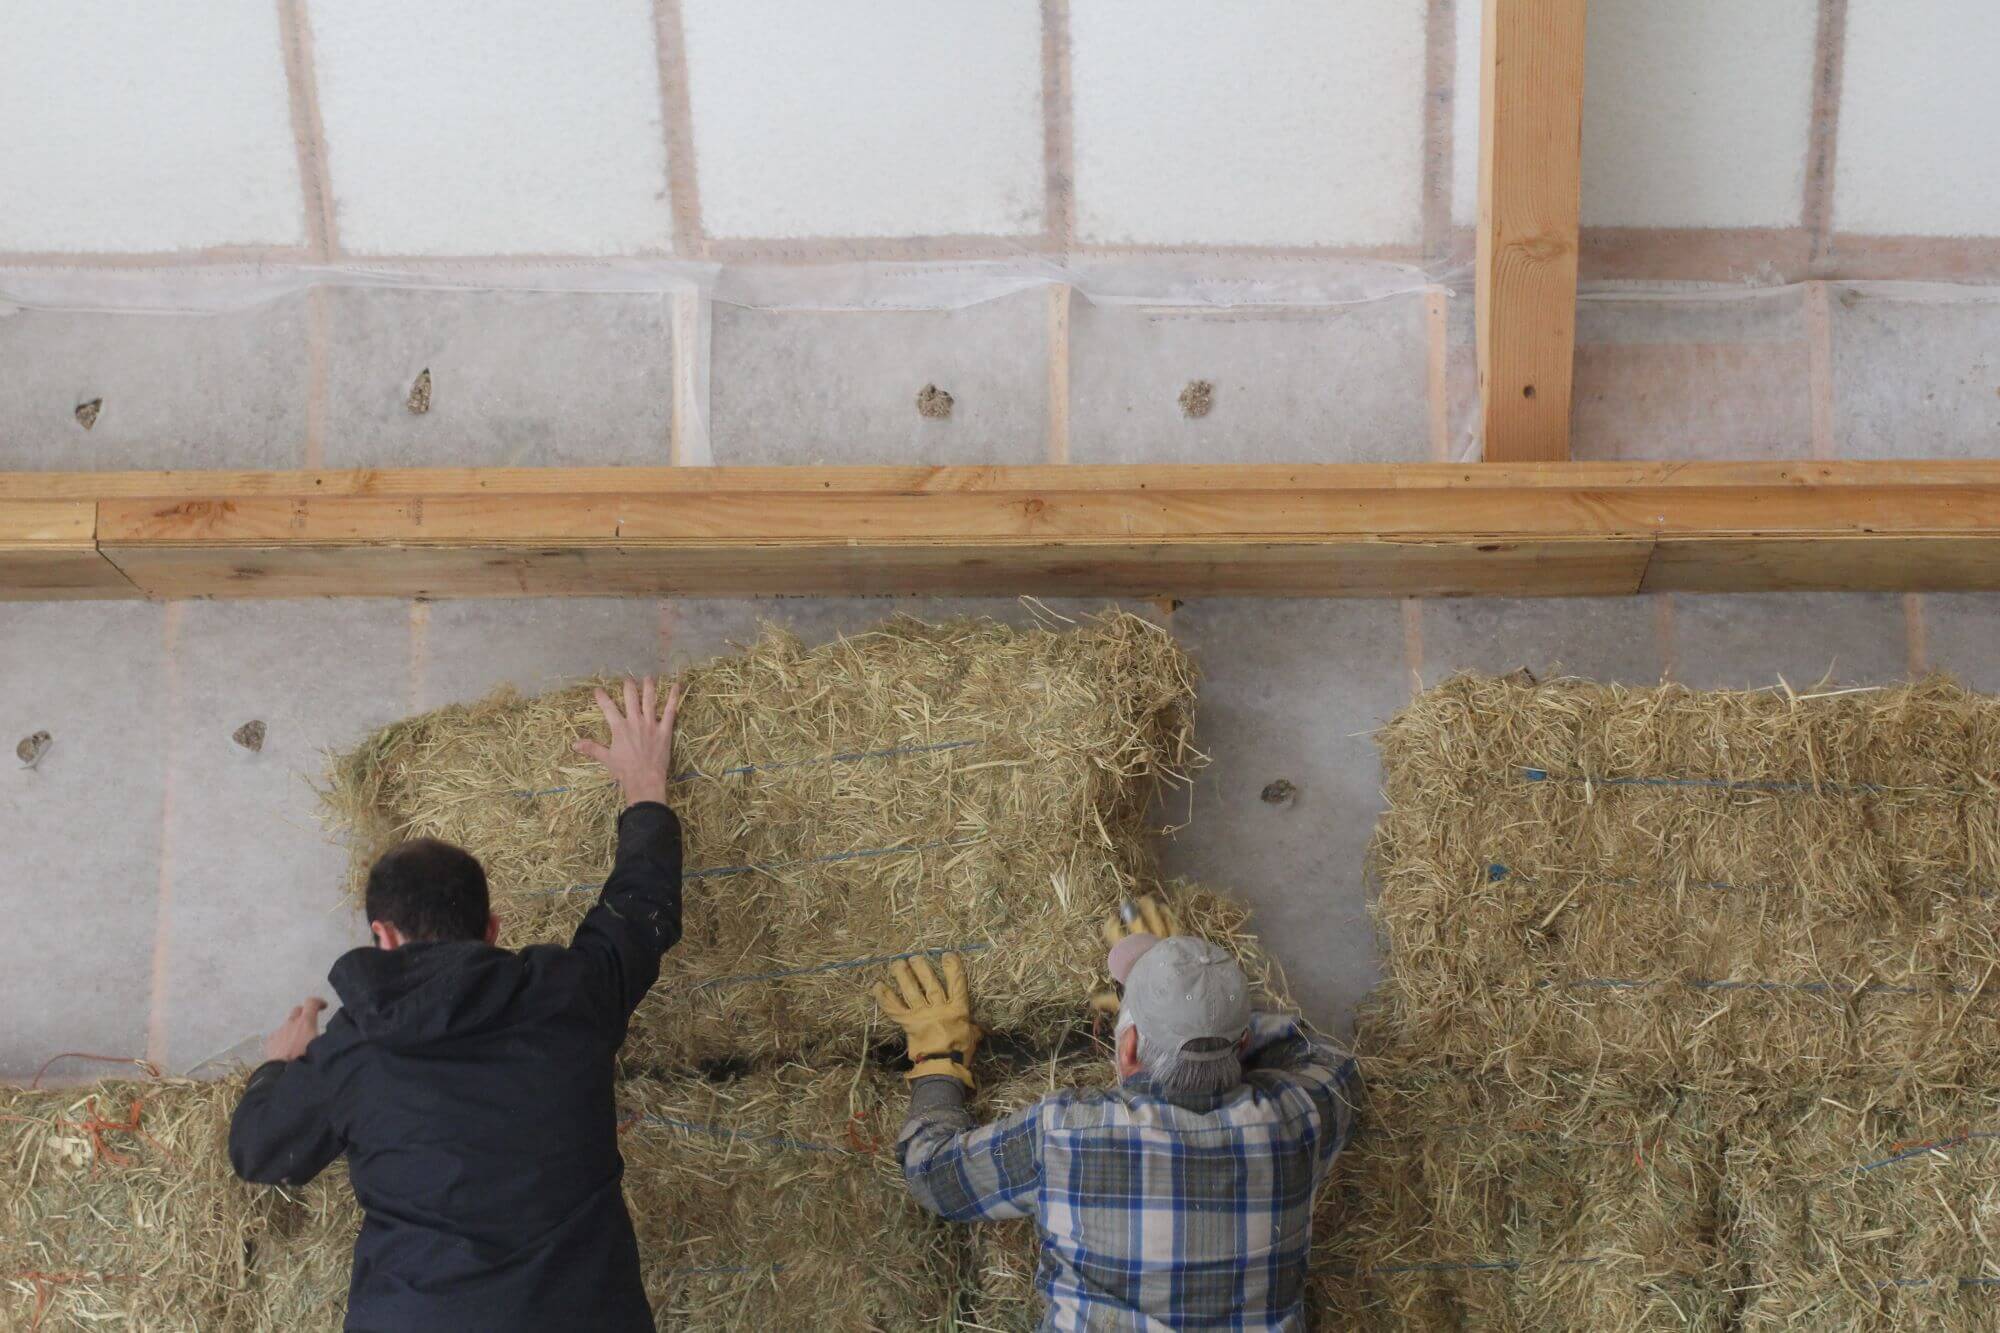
[[230, 802, 682, 1333]]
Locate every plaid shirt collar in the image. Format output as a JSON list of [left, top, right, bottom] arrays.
[[1114, 1071, 1232, 1113]]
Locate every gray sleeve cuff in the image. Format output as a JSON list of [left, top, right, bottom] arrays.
[[898, 1074, 975, 1158], [908, 1074, 970, 1120]]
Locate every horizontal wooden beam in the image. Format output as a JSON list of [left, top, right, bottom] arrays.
[[12, 461, 2000, 499], [2, 463, 1998, 600], [0, 499, 134, 597]]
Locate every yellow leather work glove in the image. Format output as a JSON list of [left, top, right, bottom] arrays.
[[1091, 893, 1185, 1016], [874, 952, 982, 1089], [1102, 893, 1182, 949]]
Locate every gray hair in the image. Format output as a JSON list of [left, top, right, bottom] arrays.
[[1138, 1032, 1243, 1098]]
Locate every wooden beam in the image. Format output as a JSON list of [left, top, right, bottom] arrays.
[[92, 541, 1651, 601], [2, 463, 1998, 601], [14, 460, 2000, 501], [1478, 0, 1588, 461], [0, 499, 134, 599], [1643, 537, 2000, 594]]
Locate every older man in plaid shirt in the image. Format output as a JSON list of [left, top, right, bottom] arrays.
[[874, 897, 1357, 1331]]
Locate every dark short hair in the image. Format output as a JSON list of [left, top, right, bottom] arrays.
[[364, 838, 490, 942]]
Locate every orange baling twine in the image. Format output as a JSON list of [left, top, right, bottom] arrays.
[[29, 1052, 162, 1090], [2, 1056, 168, 1327], [842, 1111, 882, 1155], [68, 1097, 174, 1171], [1888, 1125, 1973, 1157], [6, 1270, 136, 1332], [0, 1052, 174, 1172]]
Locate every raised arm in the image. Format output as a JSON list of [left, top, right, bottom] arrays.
[[568, 677, 687, 1030]]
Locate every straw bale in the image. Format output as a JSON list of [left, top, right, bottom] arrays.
[[246, 1163, 361, 1333], [1357, 673, 2000, 1327], [1310, 1070, 1733, 1332], [0, 1076, 276, 1332], [325, 612, 1197, 1069], [1167, 879, 1293, 1010], [616, 1063, 958, 1331], [1371, 674, 2000, 1094], [1728, 1087, 2000, 1331], [962, 1219, 1043, 1333]]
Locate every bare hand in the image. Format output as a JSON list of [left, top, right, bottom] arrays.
[[265, 997, 326, 1063], [573, 676, 683, 809]]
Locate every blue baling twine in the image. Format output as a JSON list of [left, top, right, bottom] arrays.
[[685, 941, 993, 992], [1519, 767, 1990, 798], [1850, 1131, 2000, 1175], [1482, 863, 1985, 994], [1338, 1256, 2000, 1290], [1536, 978, 1970, 995], [530, 837, 982, 896], [628, 1114, 853, 1156], [511, 739, 981, 798], [1486, 863, 1799, 895]]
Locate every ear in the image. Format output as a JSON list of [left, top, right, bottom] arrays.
[[370, 921, 402, 951], [1115, 1024, 1143, 1079], [484, 913, 501, 946]]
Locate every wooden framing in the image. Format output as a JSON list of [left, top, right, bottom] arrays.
[[4, 463, 1999, 601], [1477, 0, 1588, 462], [0, 497, 133, 597]]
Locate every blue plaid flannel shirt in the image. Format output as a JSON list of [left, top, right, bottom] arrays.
[[897, 1012, 1358, 1331]]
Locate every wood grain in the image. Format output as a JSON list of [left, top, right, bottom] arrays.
[[0, 499, 135, 598], [1478, 0, 1589, 462], [4, 463, 1997, 601], [96, 539, 1653, 601], [1644, 537, 2000, 594], [10, 461, 2000, 501]]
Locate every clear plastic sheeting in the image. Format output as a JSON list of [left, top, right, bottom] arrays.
[[0, 254, 1458, 315], [1820, 282, 2000, 459], [1571, 286, 1815, 462], [0, 260, 1995, 470]]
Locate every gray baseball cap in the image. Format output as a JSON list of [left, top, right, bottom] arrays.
[[1120, 935, 1252, 1062]]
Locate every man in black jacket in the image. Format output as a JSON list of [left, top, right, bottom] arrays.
[[230, 677, 685, 1332]]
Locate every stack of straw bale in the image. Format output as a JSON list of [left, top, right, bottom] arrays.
[[1309, 1070, 1732, 1332], [325, 612, 1198, 1069], [1360, 672, 2000, 1329], [0, 1076, 277, 1330], [1727, 1087, 2000, 1329], [616, 1063, 957, 1331], [307, 611, 1226, 1326], [1367, 675, 2000, 1095]]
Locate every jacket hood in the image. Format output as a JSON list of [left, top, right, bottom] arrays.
[[329, 941, 530, 1049]]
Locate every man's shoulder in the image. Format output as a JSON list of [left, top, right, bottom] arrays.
[[1030, 1082, 1158, 1133], [511, 940, 602, 996]]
